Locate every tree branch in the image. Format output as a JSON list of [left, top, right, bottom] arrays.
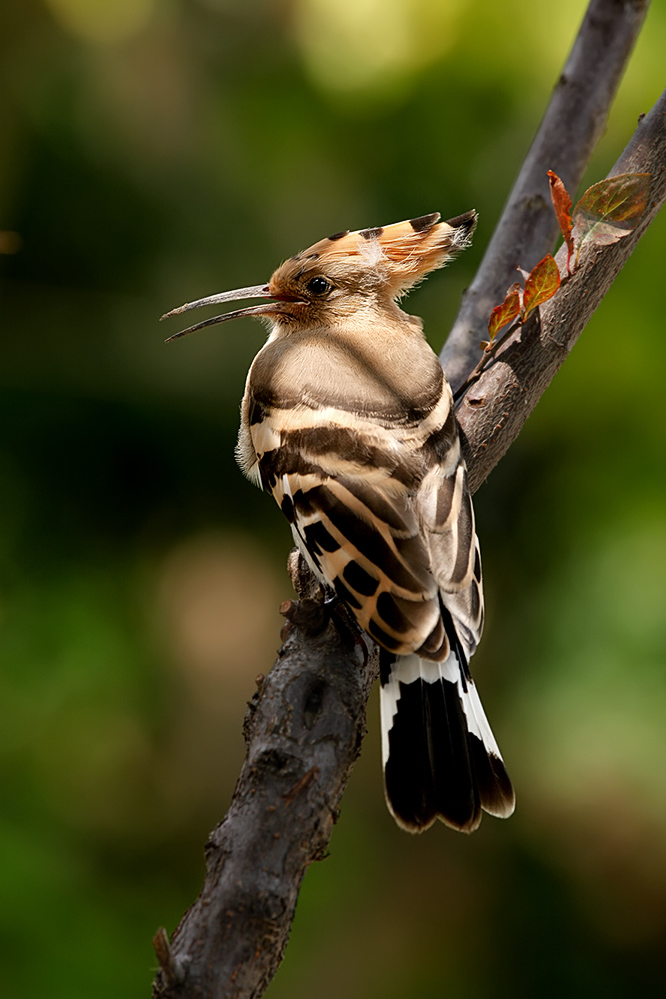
[[152, 576, 377, 999], [152, 21, 664, 999], [459, 87, 666, 493], [440, 0, 650, 394]]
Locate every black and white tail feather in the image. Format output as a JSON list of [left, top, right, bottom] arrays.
[[380, 646, 514, 833], [162, 211, 516, 833]]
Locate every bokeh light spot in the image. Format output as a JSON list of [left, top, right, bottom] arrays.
[[294, 0, 462, 98], [43, 0, 157, 44]]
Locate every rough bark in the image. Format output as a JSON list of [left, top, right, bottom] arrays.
[[152, 14, 664, 999], [152, 582, 376, 999]]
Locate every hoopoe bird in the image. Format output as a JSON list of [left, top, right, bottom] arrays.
[[162, 211, 515, 833]]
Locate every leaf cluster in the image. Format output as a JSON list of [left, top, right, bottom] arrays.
[[456, 169, 651, 400]]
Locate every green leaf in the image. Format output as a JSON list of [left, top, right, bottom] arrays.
[[572, 173, 651, 254]]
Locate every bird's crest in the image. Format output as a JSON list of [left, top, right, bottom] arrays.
[[290, 210, 477, 295]]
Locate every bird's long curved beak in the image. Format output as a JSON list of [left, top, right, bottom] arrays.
[[161, 283, 301, 341]]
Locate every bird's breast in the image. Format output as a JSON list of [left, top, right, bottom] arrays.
[[247, 327, 445, 424], [236, 325, 457, 497]]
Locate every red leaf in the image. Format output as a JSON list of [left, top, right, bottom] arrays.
[[488, 285, 522, 340], [572, 173, 651, 260], [523, 255, 560, 318], [547, 170, 574, 273]]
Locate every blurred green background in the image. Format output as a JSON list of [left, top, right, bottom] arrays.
[[1, 1, 665, 996]]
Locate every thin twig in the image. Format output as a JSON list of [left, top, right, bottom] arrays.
[[453, 318, 522, 405]]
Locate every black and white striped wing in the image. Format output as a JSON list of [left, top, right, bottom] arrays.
[[417, 461, 485, 660], [270, 467, 450, 658]]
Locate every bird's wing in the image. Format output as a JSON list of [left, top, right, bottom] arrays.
[[251, 395, 481, 662], [416, 462, 485, 662], [261, 441, 450, 657]]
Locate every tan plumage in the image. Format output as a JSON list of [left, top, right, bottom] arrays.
[[163, 211, 515, 833]]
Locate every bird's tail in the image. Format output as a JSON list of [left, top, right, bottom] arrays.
[[380, 650, 515, 833]]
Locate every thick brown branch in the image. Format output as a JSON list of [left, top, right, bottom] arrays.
[[441, 0, 650, 393], [154, 576, 378, 999]]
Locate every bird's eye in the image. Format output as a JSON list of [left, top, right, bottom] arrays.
[[306, 276, 331, 296]]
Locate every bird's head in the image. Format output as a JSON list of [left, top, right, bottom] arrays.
[[162, 211, 477, 339]]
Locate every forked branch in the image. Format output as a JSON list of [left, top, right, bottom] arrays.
[[152, 14, 663, 999], [441, 0, 650, 392], [458, 89, 666, 493]]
